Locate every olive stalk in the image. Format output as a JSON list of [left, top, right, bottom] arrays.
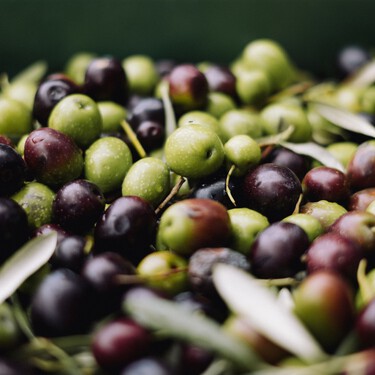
[[120, 119, 147, 158], [225, 164, 237, 207], [155, 175, 186, 215]]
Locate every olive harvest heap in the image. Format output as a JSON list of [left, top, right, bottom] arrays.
[[1, 40, 375, 374]]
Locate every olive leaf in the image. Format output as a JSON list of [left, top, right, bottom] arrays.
[[11, 60, 48, 83], [0, 232, 57, 305], [280, 141, 345, 173], [212, 264, 327, 364], [123, 291, 268, 371], [345, 59, 375, 88], [160, 80, 177, 137], [257, 124, 294, 147], [311, 101, 375, 138]]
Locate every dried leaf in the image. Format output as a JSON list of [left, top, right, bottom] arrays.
[[280, 141, 345, 172], [0, 232, 57, 304], [123, 291, 267, 371], [213, 264, 327, 364], [312, 101, 375, 138]]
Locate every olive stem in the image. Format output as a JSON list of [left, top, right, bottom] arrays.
[[293, 193, 303, 214], [257, 277, 300, 287], [357, 258, 373, 304], [10, 293, 35, 340], [155, 175, 186, 215], [120, 119, 147, 159], [160, 80, 177, 137], [225, 164, 237, 207]]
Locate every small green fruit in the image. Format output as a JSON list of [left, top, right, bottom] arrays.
[[178, 110, 221, 136], [282, 213, 324, 242], [205, 91, 236, 118], [228, 208, 269, 255], [236, 69, 271, 105], [49, 93, 103, 148], [97, 101, 126, 133], [85, 137, 133, 194], [65, 52, 96, 84], [164, 124, 224, 179], [122, 157, 170, 207]]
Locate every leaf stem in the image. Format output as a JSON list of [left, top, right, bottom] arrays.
[[121, 119, 147, 159], [155, 175, 186, 215]]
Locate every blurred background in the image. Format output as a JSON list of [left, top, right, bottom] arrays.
[[0, 0, 375, 77]]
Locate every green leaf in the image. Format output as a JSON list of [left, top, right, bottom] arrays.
[[212, 264, 327, 364], [257, 124, 294, 147], [311, 101, 375, 138], [123, 292, 267, 371], [0, 232, 57, 304], [345, 59, 375, 88], [280, 141, 345, 172], [11, 60, 48, 83], [160, 80, 177, 137]]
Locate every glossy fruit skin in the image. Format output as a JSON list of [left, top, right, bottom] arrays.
[[157, 198, 231, 256], [349, 188, 375, 211], [136, 120, 165, 152], [137, 251, 188, 295], [204, 65, 237, 98], [0, 197, 28, 263], [250, 222, 309, 279], [347, 141, 375, 191], [30, 268, 94, 337], [282, 213, 323, 243], [94, 196, 157, 264], [50, 235, 86, 272], [83, 56, 128, 105], [302, 166, 350, 203], [188, 247, 250, 298], [293, 271, 355, 352], [52, 179, 105, 234], [0, 144, 26, 196], [24, 128, 83, 187], [262, 146, 310, 181], [241, 163, 302, 222], [92, 318, 152, 370], [84, 136, 133, 194], [306, 232, 364, 282], [82, 252, 135, 317], [168, 64, 209, 111], [164, 124, 224, 180], [329, 211, 375, 255], [127, 97, 165, 129], [98, 101, 126, 133], [32, 75, 80, 126], [356, 299, 375, 348]]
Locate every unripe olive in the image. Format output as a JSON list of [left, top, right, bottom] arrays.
[[236, 69, 271, 105], [121, 157, 170, 208], [205, 92, 236, 119], [65, 52, 96, 84], [178, 110, 221, 136], [282, 213, 324, 243], [85, 137, 133, 194], [98, 101, 126, 133], [12, 182, 55, 230], [361, 86, 375, 114], [261, 102, 312, 143], [326, 142, 358, 168]]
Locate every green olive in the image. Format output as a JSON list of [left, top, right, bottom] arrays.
[[85, 137, 133, 193], [236, 69, 271, 105], [16, 133, 29, 155], [282, 213, 324, 242], [65, 52, 96, 84], [335, 85, 364, 112], [224, 134, 261, 176], [326, 142, 358, 168], [228, 208, 269, 255], [260, 102, 312, 143], [219, 109, 263, 143], [97, 101, 126, 133], [205, 92, 236, 119], [0, 97, 33, 140], [361, 86, 375, 114], [241, 39, 295, 91], [2, 80, 37, 110], [137, 250, 188, 295], [178, 110, 221, 136], [12, 182, 55, 230], [123, 55, 159, 95], [121, 157, 170, 207]]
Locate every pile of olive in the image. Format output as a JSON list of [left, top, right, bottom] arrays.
[[1, 39, 375, 374]]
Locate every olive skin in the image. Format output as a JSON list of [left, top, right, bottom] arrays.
[[356, 299, 375, 348], [52, 179, 105, 234], [0, 143, 26, 196], [24, 128, 83, 187], [0, 197, 29, 263], [92, 318, 152, 370], [293, 271, 355, 352], [30, 269, 94, 337], [94, 196, 157, 264], [241, 163, 302, 223]]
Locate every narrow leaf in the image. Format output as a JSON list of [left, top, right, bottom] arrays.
[[312, 101, 375, 138], [213, 264, 327, 363], [123, 292, 267, 371], [0, 232, 57, 304], [257, 124, 294, 147], [160, 80, 177, 137], [280, 141, 345, 172], [11, 60, 48, 83], [345, 59, 375, 88]]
